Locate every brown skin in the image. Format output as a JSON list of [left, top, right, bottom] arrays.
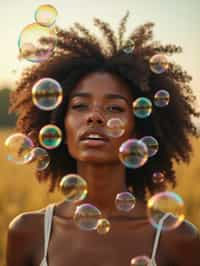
[[6, 72, 200, 266]]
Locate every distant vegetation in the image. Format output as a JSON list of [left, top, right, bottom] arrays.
[[0, 88, 16, 127]]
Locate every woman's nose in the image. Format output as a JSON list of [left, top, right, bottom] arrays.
[[86, 108, 105, 126]]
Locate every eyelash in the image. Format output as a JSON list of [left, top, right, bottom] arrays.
[[71, 104, 124, 113]]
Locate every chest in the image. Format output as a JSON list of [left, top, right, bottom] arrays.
[[48, 221, 155, 266]]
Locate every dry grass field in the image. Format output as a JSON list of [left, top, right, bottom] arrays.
[[0, 128, 200, 265]]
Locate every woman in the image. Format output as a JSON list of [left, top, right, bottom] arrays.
[[6, 12, 200, 266]]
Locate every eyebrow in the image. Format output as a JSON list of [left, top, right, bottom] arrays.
[[70, 92, 130, 104]]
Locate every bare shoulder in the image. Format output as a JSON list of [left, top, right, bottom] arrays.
[[8, 206, 45, 234], [165, 219, 200, 266], [6, 206, 47, 266]]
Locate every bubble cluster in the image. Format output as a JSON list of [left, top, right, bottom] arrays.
[[115, 192, 136, 212], [132, 97, 152, 119], [5, 133, 34, 165], [96, 218, 111, 235], [59, 174, 88, 202], [34, 4, 58, 27], [39, 124, 62, 149], [73, 203, 102, 231], [154, 89, 170, 107], [130, 255, 151, 266], [106, 118, 125, 138], [149, 54, 169, 74], [119, 139, 148, 169], [32, 78, 63, 110], [147, 191, 185, 231], [28, 147, 50, 171], [140, 136, 159, 157], [152, 172, 165, 184], [18, 23, 56, 62]]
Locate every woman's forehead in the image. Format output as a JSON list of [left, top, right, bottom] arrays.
[[71, 72, 132, 98]]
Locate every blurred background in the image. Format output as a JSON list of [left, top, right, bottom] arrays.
[[0, 0, 200, 265]]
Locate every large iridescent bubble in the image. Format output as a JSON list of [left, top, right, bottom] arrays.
[[73, 203, 102, 231], [119, 139, 148, 168], [34, 4, 58, 27], [115, 192, 136, 212], [132, 97, 152, 119], [147, 191, 185, 231], [59, 174, 88, 202], [149, 54, 169, 74], [154, 89, 170, 107], [140, 136, 159, 157], [28, 147, 50, 171], [5, 133, 34, 165], [18, 23, 56, 62], [32, 78, 63, 111], [39, 124, 62, 149]]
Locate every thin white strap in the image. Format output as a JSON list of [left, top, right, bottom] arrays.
[[151, 212, 171, 260], [43, 204, 55, 258]]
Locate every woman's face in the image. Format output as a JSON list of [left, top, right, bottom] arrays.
[[64, 72, 135, 164]]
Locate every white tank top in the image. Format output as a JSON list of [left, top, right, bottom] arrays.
[[40, 204, 170, 266]]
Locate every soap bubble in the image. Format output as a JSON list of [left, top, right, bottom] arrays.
[[34, 4, 58, 27], [73, 203, 102, 231], [119, 139, 148, 168], [123, 40, 134, 54], [140, 136, 159, 157], [152, 172, 165, 184], [106, 118, 125, 138], [96, 218, 111, 234], [39, 124, 62, 149], [5, 133, 34, 165], [149, 54, 169, 74], [18, 23, 56, 62], [133, 97, 152, 119], [28, 147, 50, 171], [115, 192, 136, 212], [147, 191, 185, 231], [130, 255, 151, 266], [59, 174, 88, 202], [32, 78, 63, 110], [154, 89, 170, 107]]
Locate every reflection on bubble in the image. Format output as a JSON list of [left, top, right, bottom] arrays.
[[115, 192, 136, 212], [133, 97, 152, 119], [130, 255, 151, 266], [59, 174, 88, 202], [147, 191, 185, 231], [29, 147, 50, 171], [106, 118, 125, 138], [96, 218, 111, 234], [140, 136, 159, 157], [32, 78, 63, 110], [152, 172, 165, 184], [5, 133, 34, 165], [154, 89, 170, 107], [149, 54, 169, 74], [123, 40, 134, 54], [34, 4, 58, 27], [73, 203, 102, 231], [18, 23, 56, 62], [119, 139, 148, 169], [39, 124, 62, 149]]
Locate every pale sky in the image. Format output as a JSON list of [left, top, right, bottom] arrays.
[[0, 0, 199, 107]]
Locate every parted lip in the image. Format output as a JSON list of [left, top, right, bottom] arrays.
[[79, 129, 109, 141]]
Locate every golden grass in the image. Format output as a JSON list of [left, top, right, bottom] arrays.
[[0, 128, 200, 265]]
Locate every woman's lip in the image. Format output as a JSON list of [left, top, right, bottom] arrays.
[[80, 139, 108, 147]]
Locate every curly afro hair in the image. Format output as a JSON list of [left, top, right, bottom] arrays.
[[9, 11, 199, 200]]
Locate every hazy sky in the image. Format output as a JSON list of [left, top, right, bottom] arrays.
[[0, 0, 199, 104]]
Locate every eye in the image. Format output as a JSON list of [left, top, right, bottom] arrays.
[[71, 103, 89, 111], [107, 105, 124, 113]]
